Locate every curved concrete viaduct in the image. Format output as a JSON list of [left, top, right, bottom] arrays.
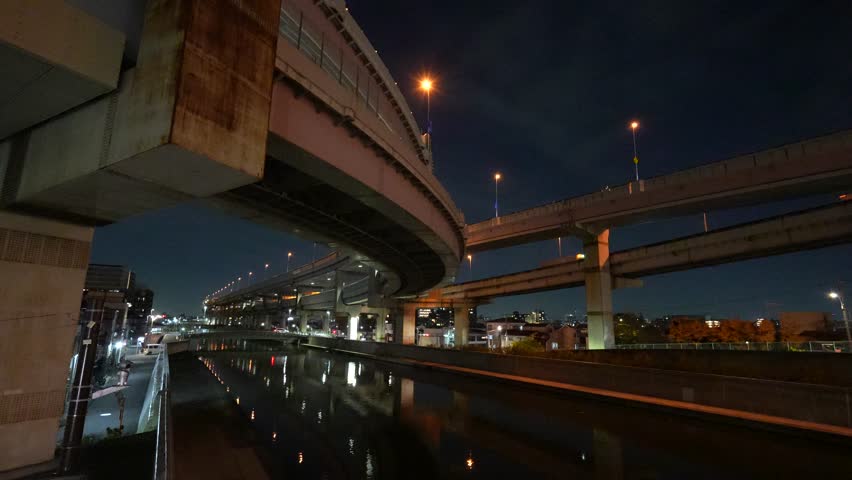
[[212, 0, 465, 295], [0, 0, 462, 470]]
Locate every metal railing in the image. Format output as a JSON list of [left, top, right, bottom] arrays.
[[134, 344, 174, 480], [616, 340, 852, 353], [466, 129, 852, 233], [276, 2, 466, 232], [279, 2, 407, 147], [152, 370, 173, 480]]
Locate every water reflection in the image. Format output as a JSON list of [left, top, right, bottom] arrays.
[[195, 346, 850, 479]]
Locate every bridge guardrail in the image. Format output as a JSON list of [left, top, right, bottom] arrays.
[[134, 344, 174, 480], [616, 340, 851, 353], [466, 129, 852, 234], [277, 1, 465, 233]]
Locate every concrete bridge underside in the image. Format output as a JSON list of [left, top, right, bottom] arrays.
[[0, 0, 463, 471]]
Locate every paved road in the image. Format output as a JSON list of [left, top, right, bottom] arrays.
[[82, 353, 155, 438]]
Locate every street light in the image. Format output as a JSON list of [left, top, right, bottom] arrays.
[[419, 77, 433, 127], [828, 291, 851, 344], [264, 263, 270, 279], [286, 252, 293, 272], [630, 121, 640, 181], [248, 271, 253, 285], [467, 254, 473, 281], [494, 173, 501, 218]]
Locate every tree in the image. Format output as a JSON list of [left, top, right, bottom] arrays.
[[507, 336, 545, 355], [667, 319, 708, 342], [752, 320, 776, 342], [717, 320, 753, 342], [615, 315, 665, 344]]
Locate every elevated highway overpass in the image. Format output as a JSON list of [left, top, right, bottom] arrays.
[[459, 130, 852, 351], [466, 129, 852, 252], [0, 0, 463, 470], [204, 251, 391, 336], [446, 201, 852, 300]]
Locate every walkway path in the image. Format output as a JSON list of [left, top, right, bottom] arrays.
[[82, 353, 155, 438]]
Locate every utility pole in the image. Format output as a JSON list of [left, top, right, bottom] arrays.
[[58, 318, 100, 474]]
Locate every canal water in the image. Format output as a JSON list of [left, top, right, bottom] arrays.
[[190, 342, 851, 479]]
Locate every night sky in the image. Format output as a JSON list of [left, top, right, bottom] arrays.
[[91, 0, 852, 320]]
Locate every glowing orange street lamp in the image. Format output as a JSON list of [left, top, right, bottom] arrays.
[[630, 121, 640, 181], [286, 252, 293, 272], [466, 254, 473, 280], [419, 77, 433, 125], [494, 173, 502, 218]]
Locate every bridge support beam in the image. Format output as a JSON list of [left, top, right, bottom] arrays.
[[397, 304, 417, 345], [0, 212, 93, 471], [454, 312, 470, 347], [374, 309, 388, 342], [298, 312, 308, 334], [321, 313, 331, 334], [583, 229, 615, 349]]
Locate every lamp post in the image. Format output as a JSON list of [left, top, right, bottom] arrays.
[[264, 263, 270, 280], [630, 121, 640, 181], [248, 271, 253, 285], [494, 173, 501, 218], [467, 254, 473, 281], [828, 291, 851, 344], [419, 77, 433, 133], [286, 252, 293, 272]]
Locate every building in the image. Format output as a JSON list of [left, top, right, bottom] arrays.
[[81, 264, 153, 352], [525, 309, 548, 323], [416, 307, 453, 328], [128, 287, 155, 340], [547, 325, 581, 350], [485, 320, 527, 349], [779, 312, 830, 340], [84, 264, 135, 291]]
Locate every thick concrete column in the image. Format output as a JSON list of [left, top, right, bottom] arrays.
[[321, 313, 331, 334], [374, 309, 387, 342], [0, 212, 94, 471], [453, 306, 470, 347], [398, 304, 417, 345], [583, 229, 615, 349], [298, 312, 308, 334]]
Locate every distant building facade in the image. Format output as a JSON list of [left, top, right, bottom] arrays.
[[779, 312, 830, 340], [81, 264, 154, 349]]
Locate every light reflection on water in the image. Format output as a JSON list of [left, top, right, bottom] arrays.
[[196, 345, 850, 479]]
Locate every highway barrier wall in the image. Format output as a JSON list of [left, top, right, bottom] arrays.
[[303, 336, 852, 431]]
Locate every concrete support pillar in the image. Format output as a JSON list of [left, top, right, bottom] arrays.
[[321, 313, 331, 334], [454, 307, 470, 347], [374, 309, 387, 342], [298, 312, 308, 333], [398, 304, 417, 345], [0, 212, 94, 471], [583, 229, 615, 349]]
